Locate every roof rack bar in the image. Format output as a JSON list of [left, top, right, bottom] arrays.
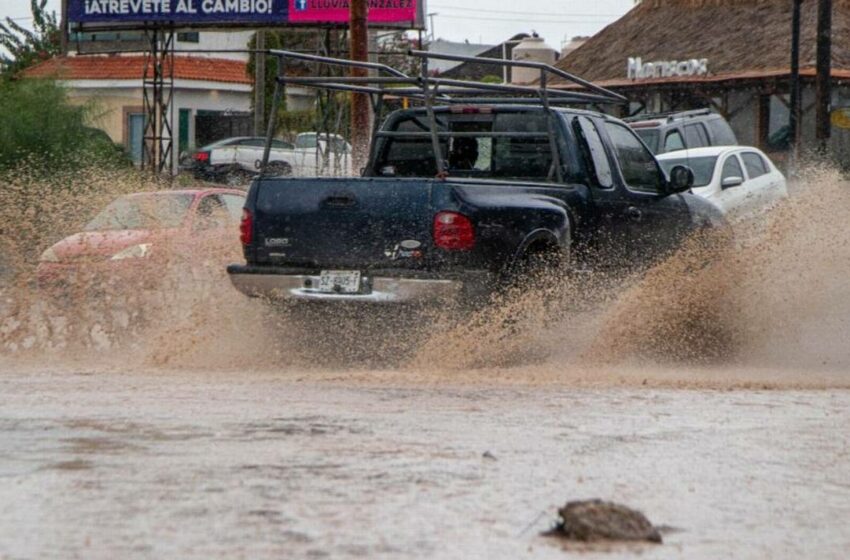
[[408, 49, 627, 104], [427, 77, 599, 99], [268, 48, 409, 78], [284, 76, 419, 85], [623, 108, 714, 122], [376, 131, 550, 139]]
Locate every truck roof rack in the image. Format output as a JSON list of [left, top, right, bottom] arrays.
[[258, 49, 628, 181], [265, 48, 627, 107], [623, 108, 714, 124]]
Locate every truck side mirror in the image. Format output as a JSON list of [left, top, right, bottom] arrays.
[[666, 164, 694, 194]]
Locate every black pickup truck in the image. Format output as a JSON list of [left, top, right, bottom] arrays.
[[227, 104, 724, 305]]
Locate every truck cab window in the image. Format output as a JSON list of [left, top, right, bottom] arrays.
[[575, 116, 613, 188], [375, 111, 559, 182], [603, 122, 663, 193]]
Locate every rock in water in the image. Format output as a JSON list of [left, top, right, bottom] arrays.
[[554, 499, 662, 543]]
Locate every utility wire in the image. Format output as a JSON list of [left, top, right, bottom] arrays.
[[429, 4, 622, 17], [433, 13, 615, 24]]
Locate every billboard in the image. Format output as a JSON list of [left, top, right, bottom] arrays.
[[68, 0, 418, 25], [289, 0, 415, 24]]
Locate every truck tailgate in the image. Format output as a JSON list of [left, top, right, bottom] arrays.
[[252, 177, 435, 269]]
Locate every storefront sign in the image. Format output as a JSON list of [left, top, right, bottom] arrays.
[[68, 0, 416, 24], [627, 57, 709, 80]]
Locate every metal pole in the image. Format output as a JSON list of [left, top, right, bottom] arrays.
[[789, 0, 802, 158], [254, 30, 266, 136], [539, 70, 562, 183], [261, 56, 284, 177], [421, 57, 445, 175], [349, 0, 370, 171], [815, 0, 832, 151], [60, 0, 68, 55], [427, 12, 438, 42]]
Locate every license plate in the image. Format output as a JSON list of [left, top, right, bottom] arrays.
[[317, 270, 361, 293]]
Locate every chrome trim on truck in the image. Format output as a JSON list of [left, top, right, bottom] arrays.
[[229, 272, 464, 304]]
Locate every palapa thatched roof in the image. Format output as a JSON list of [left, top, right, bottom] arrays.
[[554, 0, 850, 87]]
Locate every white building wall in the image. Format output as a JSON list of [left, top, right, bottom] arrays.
[[173, 31, 254, 61]]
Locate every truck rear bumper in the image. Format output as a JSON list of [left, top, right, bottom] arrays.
[[227, 265, 489, 304]]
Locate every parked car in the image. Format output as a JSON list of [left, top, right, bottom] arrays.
[[626, 109, 738, 155], [657, 146, 788, 223], [227, 105, 726, 307], [184, 133, 353, 185], [38, 188, 245, 292]]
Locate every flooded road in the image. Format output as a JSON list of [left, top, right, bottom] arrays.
[[2, 166, 850, 558], [2, 366, 849, 559]]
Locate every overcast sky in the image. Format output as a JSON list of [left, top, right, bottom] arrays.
[[2, 0, 635, 49]]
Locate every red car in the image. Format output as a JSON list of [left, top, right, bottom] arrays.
[[37, 188, 246, 294]]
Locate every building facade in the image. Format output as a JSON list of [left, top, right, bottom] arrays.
[[554, 0, 850, 163], [24, 30, 315, 172]]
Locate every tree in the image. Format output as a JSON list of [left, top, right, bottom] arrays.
[[0, 0, 61, 78]]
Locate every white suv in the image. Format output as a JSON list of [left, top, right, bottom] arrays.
[[627, 110, 738, 155]]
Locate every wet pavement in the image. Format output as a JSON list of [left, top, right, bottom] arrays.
[[1, 366, 849, 559]]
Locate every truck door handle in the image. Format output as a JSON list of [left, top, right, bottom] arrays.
[[626, 206, 642, 222], [322, 195, 357, 208]]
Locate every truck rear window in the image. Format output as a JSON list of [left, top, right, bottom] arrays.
[[374, 112, 559, 181]]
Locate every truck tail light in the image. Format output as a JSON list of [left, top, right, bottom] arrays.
[[433, 211, 475, 250], [239, 208, 253, 245]]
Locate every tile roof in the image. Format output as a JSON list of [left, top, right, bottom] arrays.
[[23, 55, 251, 84]]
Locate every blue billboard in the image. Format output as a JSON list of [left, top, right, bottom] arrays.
[[69, 0, 288, 24], [68, 0, 420, 25]]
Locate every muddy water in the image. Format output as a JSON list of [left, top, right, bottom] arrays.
[[1, 367, 848, 559], [2, 165, 850, 557]]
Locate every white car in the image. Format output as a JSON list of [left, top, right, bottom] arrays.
[[657, 146, 788, 223], [189, 133, 352, 184]]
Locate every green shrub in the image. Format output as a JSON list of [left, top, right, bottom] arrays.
[[0, 79, 129, 172]]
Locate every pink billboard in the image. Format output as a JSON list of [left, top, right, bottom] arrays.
[[288, 0, 417, 23]]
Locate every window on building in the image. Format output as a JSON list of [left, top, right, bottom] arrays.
[[177, 32, 200, 43], [126, 112, 145, 165]]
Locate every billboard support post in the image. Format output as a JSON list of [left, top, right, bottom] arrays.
[[254, 30, 266, 137], [350, 0, 370, 170], [142, 27, 175, 175], [816, 0, 832, 151]]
